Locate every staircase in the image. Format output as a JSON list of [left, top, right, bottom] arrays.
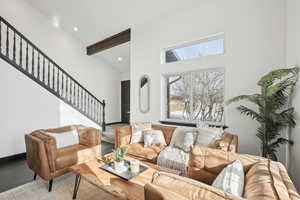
[[0, 16, 106, 131]]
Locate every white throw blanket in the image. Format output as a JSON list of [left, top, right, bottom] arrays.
[[157, 146, 189, 176]]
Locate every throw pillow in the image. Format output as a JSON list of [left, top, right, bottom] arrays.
[[45, 129, 79, 149], [195, 127, 223, 147], [170, 127, 197, 152], [212, 160, 245, 197], [143, 130, 167, 147], [130, 122, 152, 144]]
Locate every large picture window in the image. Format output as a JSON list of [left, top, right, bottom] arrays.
[[166, 69, 225, 123]]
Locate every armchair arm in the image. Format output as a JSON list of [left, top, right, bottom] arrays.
[[31, 131, 57, 173], [25, 134, 53, 180], [211, 132, 238, 152], [149, 172, 244, 200], [77, 127, 101, 147], [115, 125, 132, 148]]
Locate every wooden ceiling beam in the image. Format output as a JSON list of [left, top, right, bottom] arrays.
[[86, 28, 131, 55]]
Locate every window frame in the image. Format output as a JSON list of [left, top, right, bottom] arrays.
[[161, 33, 225, 64], [163, 67, 225, 124]]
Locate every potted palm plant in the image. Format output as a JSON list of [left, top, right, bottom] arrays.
[[113, 146, 128, 172], [227, 67, 299, 161]]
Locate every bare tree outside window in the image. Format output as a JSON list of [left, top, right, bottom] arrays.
[[167, 69, 224, 122]]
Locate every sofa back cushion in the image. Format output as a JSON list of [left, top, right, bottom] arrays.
[[152, 125, 176, 145], [244, 160, 299, 200], [188, 146, 263, 185]]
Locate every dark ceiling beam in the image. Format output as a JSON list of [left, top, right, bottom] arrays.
[[86, 28, 131, 55]]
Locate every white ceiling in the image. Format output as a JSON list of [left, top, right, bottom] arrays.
[[97, 42, 130, 73], [24, 0, 198, 72]]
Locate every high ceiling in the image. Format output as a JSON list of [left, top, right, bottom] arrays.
[[24, 0, 198, 72]]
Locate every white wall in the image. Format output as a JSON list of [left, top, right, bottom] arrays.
[[130, 0, 286, 155], [0, 0, 121, 123], [286, 0, 300, 189], [120, 71, 130, 81], [0, 0, 120, 157]]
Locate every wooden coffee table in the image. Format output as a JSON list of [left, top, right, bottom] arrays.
[[68, 154, 158, 200]]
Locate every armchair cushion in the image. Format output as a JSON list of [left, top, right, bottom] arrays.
[[55, 144, 99, 170]]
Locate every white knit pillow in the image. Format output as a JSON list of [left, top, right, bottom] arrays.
[[143, 130, 167, 147], [45, 129, 79, 149], [130, 122, 152, 144], [212, 160, 245, 197], [195, 127, 223, 146]]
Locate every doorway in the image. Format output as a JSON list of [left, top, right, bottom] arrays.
[[121, 80, 130, 123]]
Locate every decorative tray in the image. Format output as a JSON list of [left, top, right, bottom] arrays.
[[100, 160, 148, 180]]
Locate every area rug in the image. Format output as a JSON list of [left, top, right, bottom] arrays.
[[0, 174, 117, 200]]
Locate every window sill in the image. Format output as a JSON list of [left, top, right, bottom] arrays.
[[159, 120, 196, 127], [159, 120, 228, 130]]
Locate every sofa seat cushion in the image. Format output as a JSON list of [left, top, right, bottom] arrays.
[[157, 146, 189, 176], [125, 143, 165, 163], [56, 144, 99, 170]]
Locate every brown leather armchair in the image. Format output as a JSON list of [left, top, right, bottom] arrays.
[[25, 125, 101, 192], [144, 146, 300, 200]]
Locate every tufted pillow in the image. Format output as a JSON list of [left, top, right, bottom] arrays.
[[212, 160, 245, 197], [130, 122, 152, 144], [195, 127, 223, 147], [170, 127, 197, 152], [143, 130, 167, 147]]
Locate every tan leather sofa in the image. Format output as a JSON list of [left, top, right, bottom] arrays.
[[144, 146, 300, 200], [25, 125, 101, 192], [115, 124, 238, 164]]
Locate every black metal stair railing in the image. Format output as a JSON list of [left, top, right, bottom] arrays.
[[0, 16, 106, 131]]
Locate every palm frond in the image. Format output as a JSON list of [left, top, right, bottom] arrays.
[[269, 108, 296, 129], [226, 94, 261, 106], [258, 67, 299, 87], [237, 106, 263, 122], [270, 137, 294, 147], [266, 79, 296, 97]]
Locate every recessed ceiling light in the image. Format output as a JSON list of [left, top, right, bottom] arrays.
[[51, 16, 60, 28], [117, 57, 123, 61], [73, 27, 78, 32]]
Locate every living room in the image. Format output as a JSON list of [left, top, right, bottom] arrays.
[[0, 0, 300, 199]]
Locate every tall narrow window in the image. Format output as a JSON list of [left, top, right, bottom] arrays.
[[166, 69, 225, 122], [164, 34, 224, 63]]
